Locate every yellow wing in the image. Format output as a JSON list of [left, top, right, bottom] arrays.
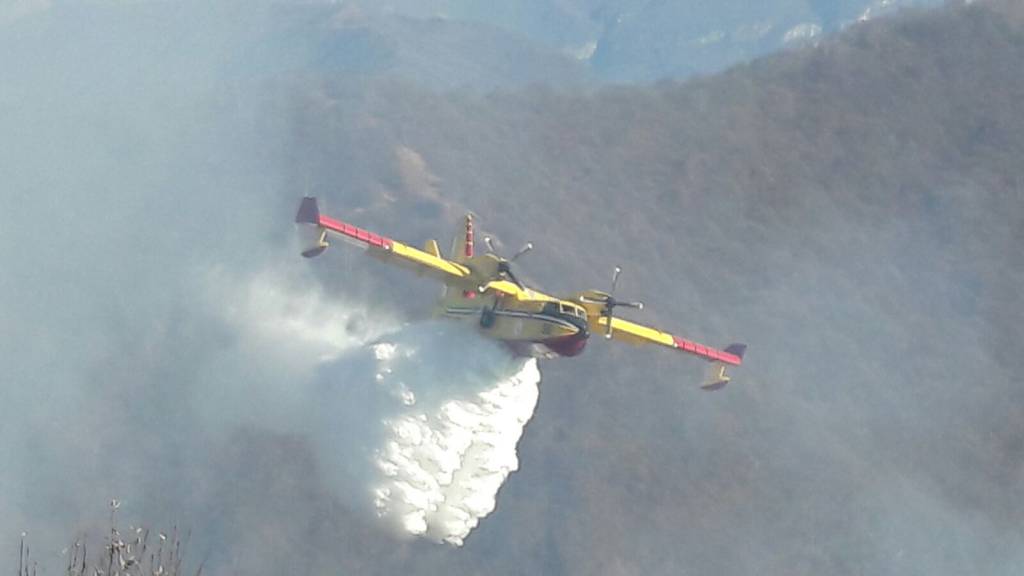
[[296, 197, 471, 284], [595, 316, 745, 366], [477, 279, 559, 302], [595, 316, 675, 347], [594, 315, 746, 390]]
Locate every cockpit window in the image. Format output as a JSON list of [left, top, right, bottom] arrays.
[[546, 301, 586, 319], [559, 302, 585, 318]]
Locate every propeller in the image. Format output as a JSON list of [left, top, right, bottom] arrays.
[[484, 236, 532, 290], [580, 266, 644, 338]]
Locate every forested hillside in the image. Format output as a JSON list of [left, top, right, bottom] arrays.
[[286, 2, 1023, 572]]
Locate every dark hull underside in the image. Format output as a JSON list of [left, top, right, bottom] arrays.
[[505, 332, 589, 359]]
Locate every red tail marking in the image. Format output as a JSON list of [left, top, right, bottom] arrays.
[[465, 215, 474, 258]]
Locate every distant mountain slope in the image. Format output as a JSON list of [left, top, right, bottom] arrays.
[[0, 0, 953, 86], [588, 0, 946, 80], [0, 1, 589, 92], [252, 3, 591, 90], [318, 0, 945, 81], [293, 2, 1022, 572], [304, 0, 1023, 291]]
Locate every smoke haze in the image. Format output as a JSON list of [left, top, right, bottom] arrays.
[[201, 271, 543, 546], [2, 1, 1022, 574]]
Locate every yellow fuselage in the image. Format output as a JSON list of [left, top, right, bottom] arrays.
[[434, 254, 591, 357]]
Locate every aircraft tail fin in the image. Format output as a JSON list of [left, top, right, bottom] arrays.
[[295, 196, 320, 225], [451, 213, 474, 263], [724, 343, 747, 360], [295, 196, 329, 258]]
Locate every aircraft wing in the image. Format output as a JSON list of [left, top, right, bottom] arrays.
[[295, 197, 471, 283], [477, 279, 559, 302], [596, 316, 746, 390]]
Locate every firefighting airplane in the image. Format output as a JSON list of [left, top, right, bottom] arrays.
[[296, 197, 746, 390]]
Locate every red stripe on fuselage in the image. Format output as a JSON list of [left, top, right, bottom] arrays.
[[672, 335, 742, 366], [318, 215, 393, 249]]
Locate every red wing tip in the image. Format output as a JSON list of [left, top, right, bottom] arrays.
[[671, 336, 744, 366], [317, 214, 393, 250]]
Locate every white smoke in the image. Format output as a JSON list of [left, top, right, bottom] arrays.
[[206, 268, 542, 545]]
